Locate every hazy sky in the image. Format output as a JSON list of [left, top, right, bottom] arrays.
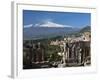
[[23, 10, 91, 28]]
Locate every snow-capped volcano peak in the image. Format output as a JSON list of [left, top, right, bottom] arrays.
[[24, 21, 73, 28], [34, 21, 72, 28]]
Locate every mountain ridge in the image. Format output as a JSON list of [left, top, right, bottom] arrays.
[[23, 26, 80, 40]]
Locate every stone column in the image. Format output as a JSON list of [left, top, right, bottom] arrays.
[[72, 44, 75, 62], [64, 42, 66, 63], [41, 49, 44, 62]]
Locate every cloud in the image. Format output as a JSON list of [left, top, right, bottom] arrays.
[[24, 24, 33, 28]]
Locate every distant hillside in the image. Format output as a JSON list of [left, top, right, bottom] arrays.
[[23, 27, 80, 40], [79, 26, 90, 33], [23, 25, 91, 40], [69, 26, 91, 37]]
